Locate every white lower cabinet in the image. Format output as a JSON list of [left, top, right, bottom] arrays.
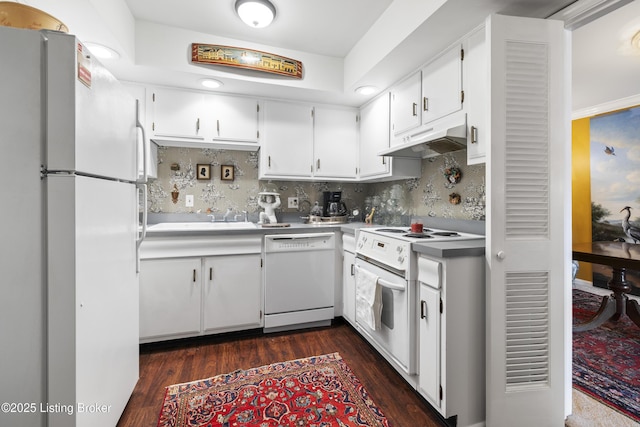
[[341, 234, 356, 325], [139, 235, 262, 342], [203, 254, 262, 333], [418, 282, 441, 407], [139, 258, 202, 339], [416, 254, 485, 427]]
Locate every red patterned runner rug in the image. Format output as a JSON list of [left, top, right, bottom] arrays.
[[157, 352, 392, 427], [573, 289, 640, 422]]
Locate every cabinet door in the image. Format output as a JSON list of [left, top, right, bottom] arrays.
[[150, 88, 205, 140], [209, 95, 260, 143], [139, 258, 202, 340], [203, 254, 262, 332], [261, 100, 314, 177], [313, 106, 358, 179], [342, 250, 356, 324], [421, 45, 463, 125], [465, 27, 487, 165], [359, 93, 391, 178], [418, 283, 441, 409], [390, 71, 421, 139]]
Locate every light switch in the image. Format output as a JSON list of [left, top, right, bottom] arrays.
[[185, 195, 194, 207]]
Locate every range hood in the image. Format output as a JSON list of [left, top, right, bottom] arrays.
[[379, 113, 467, 158]]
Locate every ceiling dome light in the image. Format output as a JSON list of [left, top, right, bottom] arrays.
[[235, 0, 276, 28], [355, 86, 378, 96], [199, 78, 223, 89], [83, 42, 120, 59]]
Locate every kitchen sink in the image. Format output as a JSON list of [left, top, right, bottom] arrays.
[[147, 222, 257, 231]]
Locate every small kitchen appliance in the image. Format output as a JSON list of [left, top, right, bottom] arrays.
[[322, 191, 348, 217]]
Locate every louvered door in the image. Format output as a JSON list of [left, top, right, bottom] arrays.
[[486, 14, 570, 427]]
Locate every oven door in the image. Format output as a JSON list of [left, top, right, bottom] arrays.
[[354, 257, 416, 375]]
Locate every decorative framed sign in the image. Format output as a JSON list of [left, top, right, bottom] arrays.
[[191, 43, 303, 79], [197, 164, 211, 180], [221, 165, 234, 181]]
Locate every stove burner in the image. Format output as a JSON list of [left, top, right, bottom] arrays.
[[404, 233, 433, 238], [430, 231, 460, 237], [376, 228, 409, 233]]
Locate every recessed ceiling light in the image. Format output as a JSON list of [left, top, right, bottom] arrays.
[[83, 42, 120, 59], [200, 78, 224, 89], [355, 86, 378, 96], [235, 0, 276, 28]]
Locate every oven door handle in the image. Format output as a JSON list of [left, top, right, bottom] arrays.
[[355, 265, 406, 292], [377, 278, 406, 291]]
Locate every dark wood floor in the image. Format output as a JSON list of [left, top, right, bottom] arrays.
[[116, 321, 447, 427]]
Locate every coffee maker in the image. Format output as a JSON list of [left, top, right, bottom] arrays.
[[322, 191, 348, 217]]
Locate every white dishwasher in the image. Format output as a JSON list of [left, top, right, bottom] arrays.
[[264, 232, 335, 332]]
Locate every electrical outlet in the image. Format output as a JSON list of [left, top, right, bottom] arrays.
[[288, 197, 298, 209], [185, 195, 194, 207]]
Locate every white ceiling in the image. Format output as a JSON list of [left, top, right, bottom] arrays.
[[124, 0, 395, 58], [572, 0, 640, 112], [17, 0, 640, 109]]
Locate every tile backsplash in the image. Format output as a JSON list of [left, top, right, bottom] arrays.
[[147, 146, 485, 223]]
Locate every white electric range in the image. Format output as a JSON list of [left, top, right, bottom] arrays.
[[354, 225, 486, 426]]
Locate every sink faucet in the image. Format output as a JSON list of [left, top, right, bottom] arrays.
[[223, 207, 233, 222], [234, 211, 248, 222], [207, 214, 216, 222]]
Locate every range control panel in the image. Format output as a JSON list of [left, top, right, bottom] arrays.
[[356, 232, 409, 272]]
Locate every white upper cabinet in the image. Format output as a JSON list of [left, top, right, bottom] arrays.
[[148, 87, 260, 150], [390, 44, 463, 146], [151, 87, 205, 140], [260, 100, 358, 181], [390, 71, 422, 140], [261, 99, 314, 178], [464, 25, 487, 165], [360, 93, 391, 177], [313, 106, 358, 180], [208, 94, 260, 143], [421, 45, 463, 124], [359, 93, 421, 181]]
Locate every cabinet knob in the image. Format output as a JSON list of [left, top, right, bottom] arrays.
[[193, 269, 197, 282], [497, 251, 506, 260], [423, 97, 429, 112], [412, 102, 417, 117], [420, 300, 427, 319]]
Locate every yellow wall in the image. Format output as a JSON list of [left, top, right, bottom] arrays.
[[571, 118, 592, 279]]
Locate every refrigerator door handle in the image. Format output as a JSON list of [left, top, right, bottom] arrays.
[[136, 99, 148, 184], [136, 183, 147, 273]]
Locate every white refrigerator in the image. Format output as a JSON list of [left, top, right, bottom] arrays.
[[0, 27, 144, 427]]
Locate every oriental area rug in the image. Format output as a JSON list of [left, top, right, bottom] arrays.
[[572, 289, 640, 422], [156, 352, 392, 427]]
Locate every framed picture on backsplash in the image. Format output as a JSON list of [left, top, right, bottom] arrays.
[[221, 165, 234, 181], [197, 164, 211, 180]]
